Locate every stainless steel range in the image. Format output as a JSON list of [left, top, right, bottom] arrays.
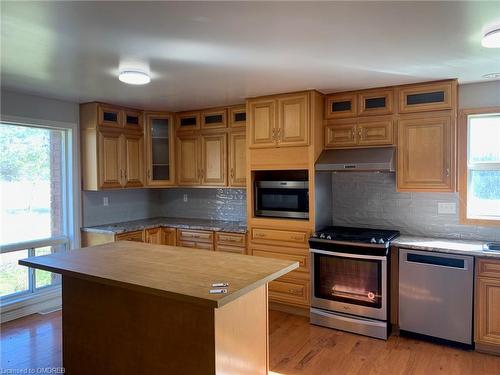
[[309, 226, 400, 340]]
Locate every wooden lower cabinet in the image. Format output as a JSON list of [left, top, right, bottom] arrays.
[[268, 276, 310, 307], [115, 230, 144, 242], [144, 227, 176, 246], [177, 229, 214, 250], [215, 232, 246, 254], [475, 258, 500, 355]]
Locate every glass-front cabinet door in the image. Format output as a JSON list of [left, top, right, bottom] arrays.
[[145, 112, 175, 186]]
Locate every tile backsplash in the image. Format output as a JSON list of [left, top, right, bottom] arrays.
[[331, 172, 500, 241], [157, 188, 246, 222]]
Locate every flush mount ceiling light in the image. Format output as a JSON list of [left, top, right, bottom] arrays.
[[118, 70, 151, 85], [481, 27, 500, 48], [483, 72, 500, 79]]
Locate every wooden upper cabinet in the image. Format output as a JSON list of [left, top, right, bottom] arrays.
[[325, 92, 357, 119], [277, 93, 309, 147], [357, 117, 394, 146], [358, 89, 394, 116], [248, 98, 276, 148], [229, 132, 246, 187], [397, 114, 455, 191], [98, 130, 123, 189], [122, 133, 144, 188], [201, 107, 227, 130], [229, 105, 247, 128], [145, 112, 175, 187], [176, 111, 200, 132], [123, 109, 143, 131], [201, 133, 227, 186], [325, 121, 357, 148], [98, 104, 122, 128], [176, 134, 200, 186], [398, 81, 455, 113]]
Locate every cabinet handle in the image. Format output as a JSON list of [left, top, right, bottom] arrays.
[[254, 233, 266, 238], [272, 128, 276, 140], [352, 129, 356, 138], [291, 235, 303, 240], [446, 168, 450, 177], [288, 289, 300, 295], [230, 168, 234, 178], [124, 170, 127, 179], [120, 170, 123, 179], [276, 128, 281, 140], [147, 169, 151, 178]]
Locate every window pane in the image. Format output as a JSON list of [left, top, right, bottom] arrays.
[[0, 124, 65, 245], [469, 115, 500, 163], [0, 250, 29, 297], [468, 170, 500, 219], [35, 245, 63, 289]]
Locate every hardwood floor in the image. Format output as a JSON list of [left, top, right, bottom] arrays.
[[2, 309, 500, 374]]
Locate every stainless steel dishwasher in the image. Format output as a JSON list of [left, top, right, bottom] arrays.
[[399, 249, 473, 345]]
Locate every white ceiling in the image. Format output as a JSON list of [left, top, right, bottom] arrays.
[[1, 1, 499, 111]]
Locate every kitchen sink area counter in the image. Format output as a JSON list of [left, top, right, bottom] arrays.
[[393, 236, 500, 259], [81, 217, 247, 235]]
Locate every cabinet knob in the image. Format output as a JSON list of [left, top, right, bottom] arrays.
[[230, 168, 234, 178], [446, 168, 450, 177], [272, 128, 276, 141], [147, 169, 151, 178]]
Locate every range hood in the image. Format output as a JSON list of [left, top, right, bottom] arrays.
[[315, 146, 395, 172]]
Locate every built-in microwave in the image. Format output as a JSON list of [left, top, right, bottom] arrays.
[[254, 181, 309, 219]]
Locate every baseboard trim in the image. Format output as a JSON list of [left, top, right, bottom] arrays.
[[475, 342, 500, 356], [269, 302, 309, 317], [1, 288, 61, 323]]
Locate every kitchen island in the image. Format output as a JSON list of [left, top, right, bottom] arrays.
[[19, 241, 298, 375]]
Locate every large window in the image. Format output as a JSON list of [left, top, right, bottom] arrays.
[[460, 108, 500, 225], [0, 123, 71, 302]]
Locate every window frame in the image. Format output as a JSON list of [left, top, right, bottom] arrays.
[[0, 116, 80, 307], [458, 106, 500, 227]]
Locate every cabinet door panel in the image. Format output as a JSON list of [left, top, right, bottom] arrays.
[[248, 99, 276, 148], [278, 94, 309, 147], [176, 112, 200, 131], [115, 230, 144, 242], [201, 134, 227, 186], [123, 134, 144, 188], [476, 277, 500, 346], [145, 228, 162, 244], [98, 105, 122, 128], [98, 131, 122, 189], [229, 132, 246, 187], [358, 89, 394, 116], [229, 105, 246, 128], [124, 110, 143, 132], [324, 122, 357, 148], [325, 93, 357, 119], [145, 113, 175, 186], [268, 277, 310, 307], [397, 115, 454, 191], [176, 135, 200, 185], [161, 228, 177, 246], [399, 82, 454, 113], [357, 118, 394, 146], [201, 108, 227, 130]]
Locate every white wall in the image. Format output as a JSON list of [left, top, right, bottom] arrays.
[[459, 80, 500, 109]]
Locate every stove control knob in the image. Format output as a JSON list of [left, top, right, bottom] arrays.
[[312, 232, 318, 238], [378, 238, 385, 244], [320, 233, 325, 239], [370, 237, 377, 244], [327, 235, 332, 240]]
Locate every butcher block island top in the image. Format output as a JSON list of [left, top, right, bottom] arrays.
[[19, 241, 298, 308], [18, 241, 299, 375]]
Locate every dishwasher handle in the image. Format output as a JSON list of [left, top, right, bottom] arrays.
[[404, 252, 470, 270]]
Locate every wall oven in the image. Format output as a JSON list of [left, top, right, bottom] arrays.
[[254, 181, 309, 219]]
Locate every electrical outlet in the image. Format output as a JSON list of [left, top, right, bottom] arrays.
[[183, 194, 188, 202], [438, 202, 456, 215], [103, 197, 109, 207]]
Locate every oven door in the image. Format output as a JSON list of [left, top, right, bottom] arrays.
[[254, 181, 309, 219], [310, 248, 387, 321]]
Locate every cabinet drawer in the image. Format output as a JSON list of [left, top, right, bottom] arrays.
[[177, 229, 213, 243], [251, 228, 309, 246], [477, 258, 500, 279], [251, 246, 309, 274], [269, 278, 310, 307], [215, 232, 246, 247], [194, 241, 214, 251], [215, 244, 245, 254], [398, 81, 454, 113], [115, 230, 144, 242]]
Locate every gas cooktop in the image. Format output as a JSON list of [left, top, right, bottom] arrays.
[[310, 226, 400, 248]]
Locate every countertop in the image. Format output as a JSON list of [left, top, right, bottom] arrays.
[[19, 241, 298, 308], [393, 235, 500, 259], [81, 217, 247, 235]]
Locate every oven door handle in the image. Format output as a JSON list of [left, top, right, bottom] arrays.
[[310, 248, 387, 261]]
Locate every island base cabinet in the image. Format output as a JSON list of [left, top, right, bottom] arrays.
[[62, 276, 268, 375]]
